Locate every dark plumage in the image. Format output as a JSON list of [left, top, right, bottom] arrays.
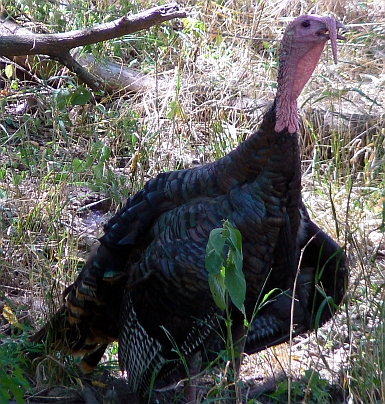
[[244, 201, 347, 354], [30, 14, 348, 402]]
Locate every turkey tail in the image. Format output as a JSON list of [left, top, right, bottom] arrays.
[[29, 245, 128, 372], [29, 305, 107, 373], [118, 293, 165, 396]]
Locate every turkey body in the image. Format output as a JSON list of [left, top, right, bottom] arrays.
[[65, 103, 301, 392], [116, 104, 302, 393], [30, 14, 348, 401]]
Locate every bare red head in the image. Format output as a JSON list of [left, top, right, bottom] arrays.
[[275, 15, 346, 134]]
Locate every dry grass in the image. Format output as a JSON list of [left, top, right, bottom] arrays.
[[1, 0, 385, 402]]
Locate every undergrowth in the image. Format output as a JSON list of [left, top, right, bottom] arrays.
[[0, 0, 384, 403]]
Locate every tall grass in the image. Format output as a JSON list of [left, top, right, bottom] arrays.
[[0, 0, 384, 402]]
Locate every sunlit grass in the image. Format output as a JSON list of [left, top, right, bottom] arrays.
[[0, 0, 384, 402]]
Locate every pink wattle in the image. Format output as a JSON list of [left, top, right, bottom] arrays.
[[275, 41, 327, 134]]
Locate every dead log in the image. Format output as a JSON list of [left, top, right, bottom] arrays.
[[76, 54, 156, 94]]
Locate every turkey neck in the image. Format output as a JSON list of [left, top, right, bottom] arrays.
[[275, 15, 345, 133]]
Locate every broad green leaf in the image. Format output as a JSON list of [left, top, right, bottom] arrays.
[[93, 163, 103, 179], [227, 222, 242, 250], [209, 228, 226, 254], [206, 228, 226, 275], [224, 261, 246, 312], [208, 270, 226, 310], [53, 89, 71, 110], [206, 249, 224, 275], [229, 245, 243, 274], [72, 157, 86, 173], [70, 86, 92, 106], [167, 100, 182, 120]]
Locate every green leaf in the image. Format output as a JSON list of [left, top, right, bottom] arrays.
[[210, 228, 226, 253], [93, 164, 103, 180], [11, 386, 25, 404], [208, 270, 226, 310], [167, 100, 182, 120], [206, 249, 224, 275], [350, 87, 381, 107], [0, 387, 11, 403], [228, 222, 242, 251], [206, 220, 245, 312], [70, 86, 92, 106], [100, 145, 111, 161], [258, 288, 280, 309], [314, 295, 335, 329], [205, 228, 226, 276], [72, 157, 86, 173], [53, 89, 71, 110], [224, 261, 246, 312], [5, 64, 13, 79]]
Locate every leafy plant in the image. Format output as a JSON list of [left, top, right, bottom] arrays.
[[268, 369, 331, 403], [206, 219, 245, 314], [0, 306, 32, 404], [205, 219, 246, 401]]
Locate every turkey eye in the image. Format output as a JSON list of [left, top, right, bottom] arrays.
[[301, 20, 310, 28]]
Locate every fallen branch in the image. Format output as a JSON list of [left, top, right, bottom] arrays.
[[0, 3, 186, 57], [0, 3, 185, 91]]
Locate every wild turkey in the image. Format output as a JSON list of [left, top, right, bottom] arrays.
[[30, 14, 347, 401]]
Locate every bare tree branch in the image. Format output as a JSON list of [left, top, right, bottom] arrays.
[[0, 3, 186, 57], [55, 52, 104, 91], [0, 3, 185, 91]]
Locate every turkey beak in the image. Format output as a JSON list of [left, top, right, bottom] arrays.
[[316, 21, 347, 41], [336, 21, 347, 41]]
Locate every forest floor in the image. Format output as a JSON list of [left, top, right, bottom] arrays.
[[1, 0, 385, 403]]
